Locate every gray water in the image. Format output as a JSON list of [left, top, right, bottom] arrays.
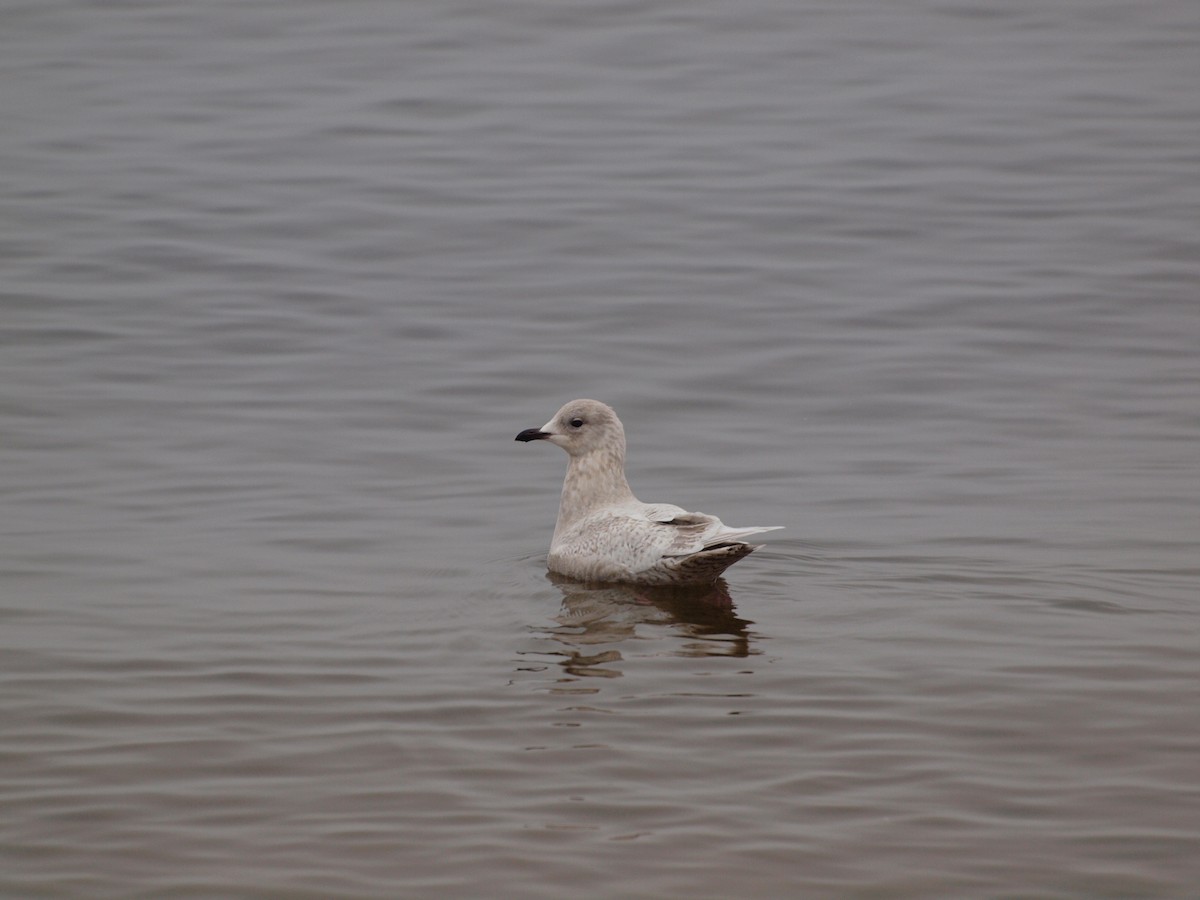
[[3, 0, 1199, 897]]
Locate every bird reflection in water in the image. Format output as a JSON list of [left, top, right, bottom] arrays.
[[533, 573, 759, 680]]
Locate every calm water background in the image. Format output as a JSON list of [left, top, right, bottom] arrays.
[[3, 0, 1198, 896]]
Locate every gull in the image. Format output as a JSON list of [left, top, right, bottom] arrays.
[[515, 399, 782, 584]]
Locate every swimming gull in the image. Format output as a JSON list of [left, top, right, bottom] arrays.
[[515, 399, 782, 585]]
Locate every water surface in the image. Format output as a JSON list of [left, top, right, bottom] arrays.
[[3, 0, 1198, 896]]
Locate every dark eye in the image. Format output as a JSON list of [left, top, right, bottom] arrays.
[[569, 417, 584, 428]]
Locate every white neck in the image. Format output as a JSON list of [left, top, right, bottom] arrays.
[[552, 445, 636, 542]]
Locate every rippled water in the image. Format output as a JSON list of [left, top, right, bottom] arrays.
[[3, 0, 1198, 896]]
